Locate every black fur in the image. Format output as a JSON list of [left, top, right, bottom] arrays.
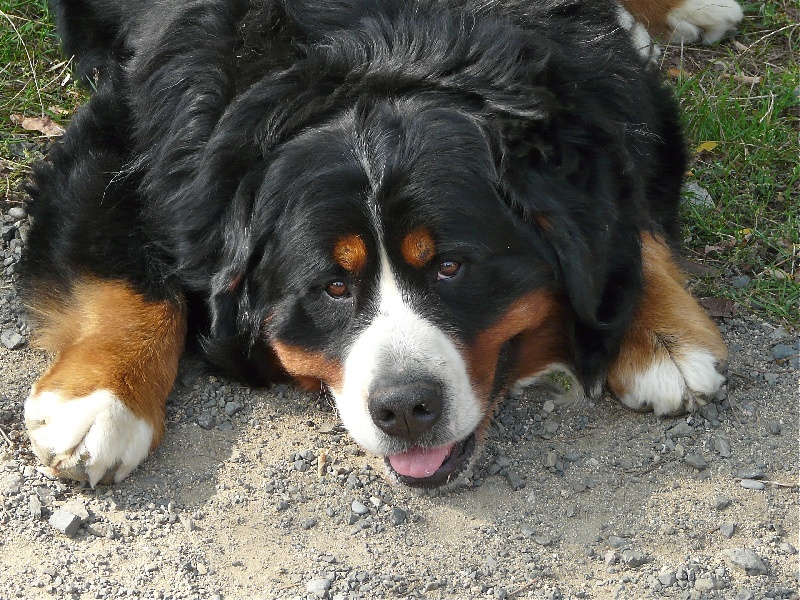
[[23, 0, 687, 394]]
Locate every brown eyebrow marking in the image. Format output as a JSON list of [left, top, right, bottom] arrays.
[[333, 234, 368, 273], [401, 227, 436, 268]]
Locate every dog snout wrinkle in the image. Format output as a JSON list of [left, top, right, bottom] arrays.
[[368, 380, 443, 442]]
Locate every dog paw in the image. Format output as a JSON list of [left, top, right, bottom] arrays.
[[667, 0, 744, 44], [25, 389, 155, 486], [609, 341, 726, 416]]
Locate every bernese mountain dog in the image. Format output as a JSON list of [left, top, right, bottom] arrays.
[[21, 0, 742, 488]]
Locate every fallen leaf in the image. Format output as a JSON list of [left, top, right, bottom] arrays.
[[11, 114, 65, 137], [667, 67, 692, 79], [720, 73, 762, 86], [695, 141, 718, 153], [699, 297, 737, 318]]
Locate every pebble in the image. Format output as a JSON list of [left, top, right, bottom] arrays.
[[722, 548, 769, 575], [224, 401, 243, 416], [390, 507, 407, 526], [29, 495, 42, 519], [620, 550, 648, 568], [658, 571, 677, 586], [49, 509, 81, 537], [667, 422, 694, 439], [0, 329, 25, 350], [542, 400, 555, 413], [694, 576, 721, 592], [714, 437, 732, 457], [196, 413, 215, 430], [351, 500, 369, 515], [306, 577, 332, 598], [607, 536, 627, 549], [720, 522, 736, 538], [8, 207, 26, 220], [736, 590, 755, 600], [767, 421, 781, 435], [739, 479, 765, 490], [771, 344, 798, 361], [736, 468, 764, 479], [714, 496, 731, 510], [731, 275, 751, 288], [684, 453, 707, 470]]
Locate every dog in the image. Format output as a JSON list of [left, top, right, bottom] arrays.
[[21, 0, 741, 488]]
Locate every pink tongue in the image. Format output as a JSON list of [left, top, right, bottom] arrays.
[[388, 444, 454, 479]]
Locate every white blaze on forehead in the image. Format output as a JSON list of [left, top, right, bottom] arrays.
[[334, 250, 482, 455]]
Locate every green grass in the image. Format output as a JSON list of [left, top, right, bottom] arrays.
[[1, 0, 85, 197], [662, 0, 799, 323], [1, 1, 798, 322]]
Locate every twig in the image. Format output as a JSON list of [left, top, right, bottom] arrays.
[[511, 579, 538, 597]]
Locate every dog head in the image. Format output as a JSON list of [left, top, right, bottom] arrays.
[[174, 1, 667, 487]]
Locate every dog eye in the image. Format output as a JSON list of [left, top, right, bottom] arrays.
[[325, 281, 350, 298], [437, 261, 461, 281]]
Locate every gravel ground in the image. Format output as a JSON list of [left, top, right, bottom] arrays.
[[0, 203, 798, 599]]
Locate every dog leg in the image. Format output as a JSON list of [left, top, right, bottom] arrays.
[[24, 277, 186, 486], [607, 234, 727, 416]]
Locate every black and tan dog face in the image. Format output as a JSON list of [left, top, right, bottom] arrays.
[[235, 101, 559, 486]]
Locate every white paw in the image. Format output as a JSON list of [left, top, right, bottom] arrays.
[[616, 347, 725, 416], [667, 0, 744, 44], [25, 389, 154, 486]]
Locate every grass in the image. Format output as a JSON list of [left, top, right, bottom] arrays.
[[661, 0, 799, 323], [1, 1, 798, 323]]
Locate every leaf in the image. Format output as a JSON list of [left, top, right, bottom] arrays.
[[699, 297, 737, 318], [10, 114, 65, 137], [695, 141, 718, 153]]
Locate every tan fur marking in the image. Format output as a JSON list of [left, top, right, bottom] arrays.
[[400, 228, 436, 269], [333, 234, 368, 274], [29, 277, 187, 449], [467, 292, 563, 401], [271, 341, 344, 391], [620, 0, 686, 37], [608, 234, 727, 398]]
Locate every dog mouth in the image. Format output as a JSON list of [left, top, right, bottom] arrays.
[[384, 433, 476, 487]]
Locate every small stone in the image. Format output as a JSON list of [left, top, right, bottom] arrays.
[[306, 577, 332, 598], [195, 563, 207, 576], [29, 495, 42, 519], [542, 400, 555, 413], [351, 500, 369, 515], [621, 550, 648, 568], [294, 460, 308, 472], [179, 515, 196, 532], [604, 551, 618, 566], [714, 437, 732, 457], [8, 207, 26, 220], [302, 518, 317, 530], [767, 421, 781, 435], [544, 451, 558, 468], [684, 453, 707, 470], [224, 401, 243, 416], [534, 535, 552, 546], [771, 344, 798, 361], [658, 571, 677, 586], [505, 470, 526, 490], [736, 590, 754, 600], [694, 577, 719, 592], [720, 522, 735, 538], [731, 275, 751, 288], [49, 510, 81, 537], [61, 500, 89, 523], [714, 496, 731, 510], [667, 422, 694, 439], [736, 468, 764, 480], [780, 542, 797, 555], [0, 330, 25, 350], [390, 507, 407, 526], [196, 413, 215, 430], [722, 548, 768, 575], [607, 536, 627, 549], [739, 479, 765, 490]]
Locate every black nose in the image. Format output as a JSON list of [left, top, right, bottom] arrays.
[[368, 380, 444, 442]]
